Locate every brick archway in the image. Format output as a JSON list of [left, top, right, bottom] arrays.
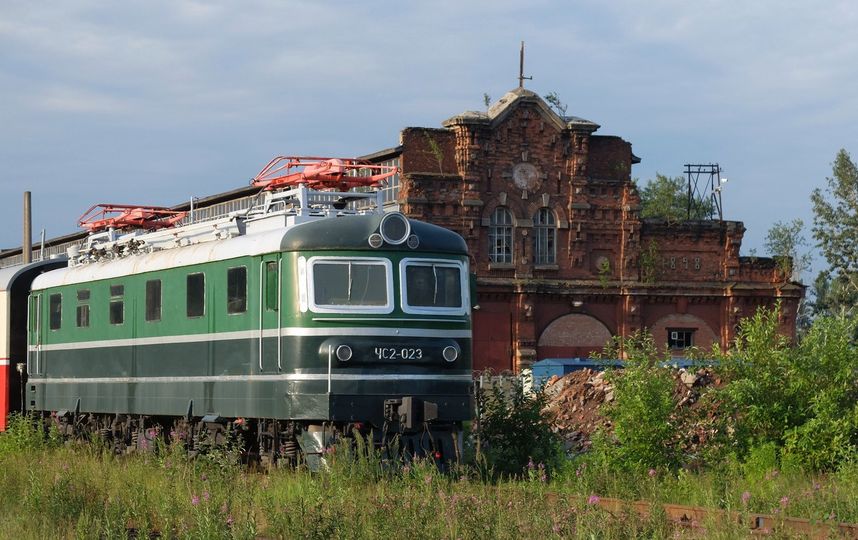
[[537, 313, 612, 359]]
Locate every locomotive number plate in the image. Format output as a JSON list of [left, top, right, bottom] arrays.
[[374, 347, 423, 360]]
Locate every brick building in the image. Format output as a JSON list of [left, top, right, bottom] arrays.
[[365, 87, 803, 371], [0, 87, 803, 372]]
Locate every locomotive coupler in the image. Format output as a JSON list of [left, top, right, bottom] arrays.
[[384, 396, 438, 431]]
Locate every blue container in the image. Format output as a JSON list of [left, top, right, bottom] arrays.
[[531, 358, 621, 389]]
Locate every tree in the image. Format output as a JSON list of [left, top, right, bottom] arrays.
[[765, 219, 812, 332], [764, 219, 811, 282], [543, 92, 567, 117], [810, 149, 858, 314], [639, 174, 714, 221]]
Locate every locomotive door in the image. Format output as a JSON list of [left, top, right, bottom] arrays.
[[258, 255, 282, 372], [27, 293, 42, 375]]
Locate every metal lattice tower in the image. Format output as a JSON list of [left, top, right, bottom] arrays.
[[683, 164, 726, 221]]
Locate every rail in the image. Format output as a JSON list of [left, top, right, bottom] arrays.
[[549, 494, 858, 538]]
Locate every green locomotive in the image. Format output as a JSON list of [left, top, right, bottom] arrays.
[[26, 158, 473, 465]]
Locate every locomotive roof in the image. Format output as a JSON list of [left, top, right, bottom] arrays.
[[31, 214, 467, 290], [279, 214, 467, 253]]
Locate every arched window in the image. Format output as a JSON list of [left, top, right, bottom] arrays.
[[533, 207, 556, 265], [489, 207, 513, 263]]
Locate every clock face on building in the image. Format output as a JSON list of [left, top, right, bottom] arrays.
[[513, 162, 541, 192]]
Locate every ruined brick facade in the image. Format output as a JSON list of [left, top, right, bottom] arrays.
[[369, 88, 803, 372]]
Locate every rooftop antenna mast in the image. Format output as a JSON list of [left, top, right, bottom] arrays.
[[683, 163, 727, 221], [518, 41, 532, 88]]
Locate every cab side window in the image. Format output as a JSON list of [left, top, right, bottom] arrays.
[[187, 273, 205, 318]]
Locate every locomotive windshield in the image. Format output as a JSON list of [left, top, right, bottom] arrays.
[[310, 258, 391, 310], [400, 259, 467, 315], [405, 265, 461, 307]]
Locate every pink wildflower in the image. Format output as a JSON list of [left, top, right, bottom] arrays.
[[741, 491, 751, 505], [588, 494, 600, 505], [203, 491, 210, 502], [780, 496, 789, 508], [226, 515, 234, 526], [648, 468, 657, 478], [191, 495, 200, 506]]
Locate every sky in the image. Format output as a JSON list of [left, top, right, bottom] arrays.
[[1, 1, 856, 278]]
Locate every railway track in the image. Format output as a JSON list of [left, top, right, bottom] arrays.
[[579, 495, 858, 538]]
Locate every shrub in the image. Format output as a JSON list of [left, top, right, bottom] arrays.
[[0, 413, 59, 454], [473, 372, 562, 478], [592, 332, 678, 471], [718, 308, 858, 471]]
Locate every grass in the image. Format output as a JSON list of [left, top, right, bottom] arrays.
[[0, 417, 855, 539]]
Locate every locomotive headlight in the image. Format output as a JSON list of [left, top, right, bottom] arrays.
[[442, 346, 459, 363], [379, 212, 410, 245], [335, 345, 353, 362], [368, 233, 383, 248], [406, 234, 420, 249]]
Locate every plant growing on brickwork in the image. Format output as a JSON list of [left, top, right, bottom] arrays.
[[543, 92, 567, 116], [482, 92, 491, 110], [640, 174, 714, 222], [473, 373, 563, 478], [597, 258, 611, 288], [765, 219, 811, 283], [423, 132, 444, 173], [639, 240, 660, 283]]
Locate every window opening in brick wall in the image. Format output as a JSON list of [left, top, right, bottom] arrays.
[[667, 328, 694, 349], [489, 207, 513, 263], [533, 207, 556, 264]]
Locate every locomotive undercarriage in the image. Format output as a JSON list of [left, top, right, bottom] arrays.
[[46, 407, 462, 470]]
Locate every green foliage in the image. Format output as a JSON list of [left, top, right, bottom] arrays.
[[424, 132, 444, 173], [639, 173, 714, 221], [0, 413, 61, 454], [718, 307, 858, 470], [474, 374, 562, 478], [782, 315, 858, 470], [543, 91, 567, 116], [717, 306, 800, 450], [482, 92, 491, 109], [0, 434, 857, 536], [596, 257, 611, 288], [764, 218, 811, 282], [592, 332, 678, 471], [811, 148, 858, 314], [811, 269, 858, 319], [639, 239, 660, 283]]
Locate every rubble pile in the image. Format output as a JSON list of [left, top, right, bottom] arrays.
[[542, 367, 722, 455], [542, 368, 612, 453]]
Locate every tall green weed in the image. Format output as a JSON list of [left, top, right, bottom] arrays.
[[591, 332, 678, 471]]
